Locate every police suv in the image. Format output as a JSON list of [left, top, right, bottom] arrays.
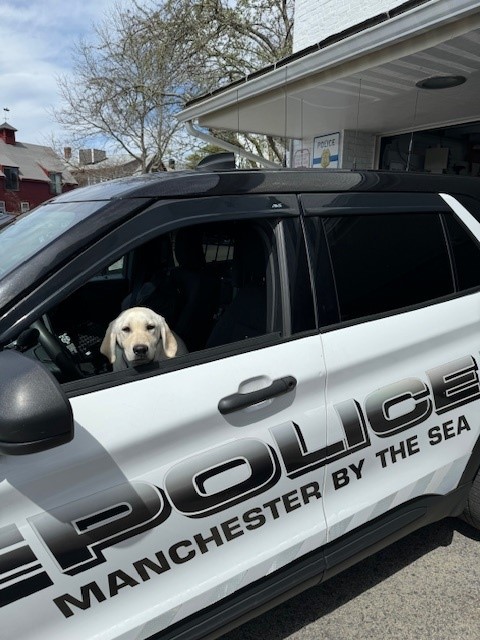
[[1, 155, 480, 640]]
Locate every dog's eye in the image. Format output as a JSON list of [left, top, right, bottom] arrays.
[[146, 324, 155, 331], [122, 326, 131, 333]]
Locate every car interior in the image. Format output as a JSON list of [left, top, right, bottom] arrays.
[[23, 219, 276, 383]]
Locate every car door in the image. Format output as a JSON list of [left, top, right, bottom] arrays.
[[302, 192, 480, 552], [0, 195, 328, 640]]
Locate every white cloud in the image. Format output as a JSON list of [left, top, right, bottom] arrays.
[[0, 0, 117, 144]]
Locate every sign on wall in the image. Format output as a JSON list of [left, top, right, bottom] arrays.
[[293, 148, 311, 168], [313, 132, 340, 168]]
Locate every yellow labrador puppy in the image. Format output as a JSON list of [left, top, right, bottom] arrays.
[[101, 307, 187, 370]]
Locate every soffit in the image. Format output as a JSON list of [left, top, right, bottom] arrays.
[[178, 2, 480, 139]]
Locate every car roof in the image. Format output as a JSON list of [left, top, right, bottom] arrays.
[[0, 212, 14, 229], [52, 168, 480, 202]]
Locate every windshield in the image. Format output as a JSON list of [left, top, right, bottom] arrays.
[[0, 201, 105, 278]]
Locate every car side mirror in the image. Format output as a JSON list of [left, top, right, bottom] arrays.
[[0, 350, 74, 455]]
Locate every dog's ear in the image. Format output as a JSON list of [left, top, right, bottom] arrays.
[[100, 321, 118, 364], [157, 315, 178, 358]]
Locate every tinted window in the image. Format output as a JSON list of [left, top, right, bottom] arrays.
[[282, 219, 316, 333], [443, 213, 480, 291], [304, 217, 339, 327], [322, 213, 453, 322]]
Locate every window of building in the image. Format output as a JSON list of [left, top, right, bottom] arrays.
[[4, 166, 19, 191], [380, 120, 480, 176], [49, 172, 62, 195]]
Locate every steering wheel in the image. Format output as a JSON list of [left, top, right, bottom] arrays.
[[30, 317, 83, 382]]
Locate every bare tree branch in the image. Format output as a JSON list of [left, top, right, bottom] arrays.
[[53, 0, 294, 170]]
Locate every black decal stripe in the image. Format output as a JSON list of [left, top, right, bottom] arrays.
[[0, 563, 42, 586], [286, 441, 347, 479], [76, 504, 131, 533], [0, 572, 53, 608], [0, 546, 38, 574]]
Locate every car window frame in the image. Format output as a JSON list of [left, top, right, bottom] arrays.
[[300, 192, 480, 332], [0, 194, 303, 395]]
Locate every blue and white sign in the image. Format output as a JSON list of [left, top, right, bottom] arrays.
[[313, 132, 340, 168]]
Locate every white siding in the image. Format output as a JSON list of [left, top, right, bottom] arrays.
[[293, 0, 407, 52], [341, 130, 376, 169]]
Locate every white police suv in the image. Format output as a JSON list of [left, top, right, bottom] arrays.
[[1, 155, 480, 640]]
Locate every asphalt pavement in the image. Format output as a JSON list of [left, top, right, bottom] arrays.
[[220, 518, 480, 640]]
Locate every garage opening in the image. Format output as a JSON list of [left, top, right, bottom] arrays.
[[380, 121, 480, 177]]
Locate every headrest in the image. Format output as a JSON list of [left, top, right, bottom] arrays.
[[233, 226, 267, 288], [175, 227, 206, 269]]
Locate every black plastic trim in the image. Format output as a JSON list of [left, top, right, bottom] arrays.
[[0, 432, 73, 456], [218, 376, 297, 414], [0, 350, 74, 455], [33, 171, 480, 203], [318, 285, 480, 334], [300, 191, 450, 215]]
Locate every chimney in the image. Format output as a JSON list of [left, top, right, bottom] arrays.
[[0, 122, 17, 145], [64, 147, 72, 161]]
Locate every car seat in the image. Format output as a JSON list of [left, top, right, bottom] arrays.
[[206, 225, 268, 348], [173, 227, 220, 351], [121, 235, 179, 326]]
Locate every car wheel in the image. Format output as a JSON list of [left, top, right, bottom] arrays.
[[463, 469, 480, 530]]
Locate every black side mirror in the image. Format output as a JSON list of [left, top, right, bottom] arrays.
[[0, 350, 74, 455]]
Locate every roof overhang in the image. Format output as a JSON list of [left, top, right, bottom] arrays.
[[178, 0, 480, 139]]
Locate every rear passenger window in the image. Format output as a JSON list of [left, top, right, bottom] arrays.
[[443, 214, 480, 291], [322, 213, 453, 322]]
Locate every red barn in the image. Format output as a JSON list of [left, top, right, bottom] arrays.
[[0, 121, 77, 214]]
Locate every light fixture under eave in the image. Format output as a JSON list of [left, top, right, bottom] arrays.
[[416, 75, 467, 90]]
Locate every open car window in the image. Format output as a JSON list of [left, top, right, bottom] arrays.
[[19, 218, 282, 384]]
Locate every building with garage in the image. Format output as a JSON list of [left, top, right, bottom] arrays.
[[178, 0, 480, 176]]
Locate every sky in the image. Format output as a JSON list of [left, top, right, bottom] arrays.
[[0, 0, 117, 146]]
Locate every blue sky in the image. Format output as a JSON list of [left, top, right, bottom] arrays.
[[0, 0, 117, 145]]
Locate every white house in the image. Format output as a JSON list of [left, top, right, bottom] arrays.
[[178, 0, 480, 176]]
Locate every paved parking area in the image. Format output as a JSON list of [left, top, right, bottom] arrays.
[[221, 519, 480, 640]]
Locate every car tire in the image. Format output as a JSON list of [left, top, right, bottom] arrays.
[[463, 469, 480, 530]]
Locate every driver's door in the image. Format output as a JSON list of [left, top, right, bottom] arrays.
[[0, 197, 329, 640]]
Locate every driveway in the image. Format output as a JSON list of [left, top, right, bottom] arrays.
[[221, 519, 480, 640]]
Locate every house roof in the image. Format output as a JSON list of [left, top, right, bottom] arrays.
[[0, 138, 77, 185], [177, 0, 480, 139], [0, 122, 17, 132]]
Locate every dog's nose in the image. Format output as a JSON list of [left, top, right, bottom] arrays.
[[133, 344, 148, 356]]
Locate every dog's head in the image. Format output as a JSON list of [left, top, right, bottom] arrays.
[[100, 307, 178, 366]]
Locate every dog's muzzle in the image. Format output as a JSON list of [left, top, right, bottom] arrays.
[[133, 344, 149, 357]]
